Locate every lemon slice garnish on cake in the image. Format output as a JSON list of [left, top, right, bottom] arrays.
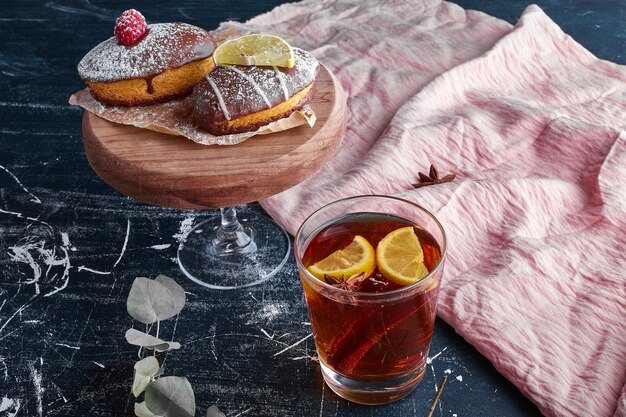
[[307, 235, 376, 281], [213, 34, 295, 68], [376, 227, 430, 286]]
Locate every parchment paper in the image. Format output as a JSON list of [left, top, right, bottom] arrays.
[[69, 90, 315, 146]]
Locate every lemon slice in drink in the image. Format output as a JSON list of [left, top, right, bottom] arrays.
[[213, 34, 295, 68], [376, 226, 429, 286], [307, 235, 376, 281]]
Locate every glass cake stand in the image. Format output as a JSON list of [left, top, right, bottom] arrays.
[[80, 65, 346, 289], [176, 206, 290, 289]]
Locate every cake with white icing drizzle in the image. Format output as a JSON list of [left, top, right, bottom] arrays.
[[191, 48, 319, 135], [78, 19, 216, 106]]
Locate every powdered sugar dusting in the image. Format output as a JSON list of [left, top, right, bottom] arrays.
[[226, 66, 273, 109], [194, 48, 318, 124], [78, 23, 215, 82]]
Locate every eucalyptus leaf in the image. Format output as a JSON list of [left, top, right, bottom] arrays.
[[127, 277, 180, 324], [153, 366, 165, 379], [206, 405, 226, 417], [144, 376, 195, 417], [133, 356, 160, 397], [135, 401, 162, 417], [154, 275, 186, 315], [126, 328, 181, 352]]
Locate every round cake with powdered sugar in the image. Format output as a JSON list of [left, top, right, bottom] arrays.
[[191, 48, 319, 135], [78, 12, 216, 106]]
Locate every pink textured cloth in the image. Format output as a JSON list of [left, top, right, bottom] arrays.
[[226, 1, 626, 416]]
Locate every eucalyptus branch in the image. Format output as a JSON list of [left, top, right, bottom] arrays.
[[154, 320, 160, 357], [126, 275, 225, 417]]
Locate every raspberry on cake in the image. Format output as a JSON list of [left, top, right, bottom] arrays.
[[114, 9, 147, 46], [191, 48, 319, 135], [78, 10, 216, 106]]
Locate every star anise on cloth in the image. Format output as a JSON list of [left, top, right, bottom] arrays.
[[324, 272, 368, 291], [413, 165, 456, 188]]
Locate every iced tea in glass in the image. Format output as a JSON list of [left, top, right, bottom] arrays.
[[295, 195, 446, 404]]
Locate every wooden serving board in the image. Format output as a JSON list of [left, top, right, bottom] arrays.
[[82, 66, 346, 209]]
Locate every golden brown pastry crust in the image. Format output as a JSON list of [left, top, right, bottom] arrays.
[[78, 22, 215, 106]]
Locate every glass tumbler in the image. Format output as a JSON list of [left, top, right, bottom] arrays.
[[294, 195, 447, 405]]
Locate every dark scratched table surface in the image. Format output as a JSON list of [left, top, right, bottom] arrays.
[[0, 1, 624, 416]]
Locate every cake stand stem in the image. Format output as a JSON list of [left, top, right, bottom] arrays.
[[177, 205, 290, 290], [211, 207, 256, 255]]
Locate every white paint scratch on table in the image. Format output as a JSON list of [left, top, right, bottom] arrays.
[[427, 346, 448, 392], [0, 396, 21, 417], [28, 360, 44, 417], [231, 407, 253, 417], [173, 217, 195, 243], [426, 346, 448, 365], [44, 2, 114, 20], [55, 343, 80, 350], [289, 355, 318, 362], [0, 299, 35, 336], [0, 356, 8, 381], [260, 328, 274, 340], [149, 243, 171, 250], [272, 333, 313, 357], [0, 164, 41, 203], [0, 101, 78, 111], [77, 218, 130, 274], [318, 381, 325, 417]]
